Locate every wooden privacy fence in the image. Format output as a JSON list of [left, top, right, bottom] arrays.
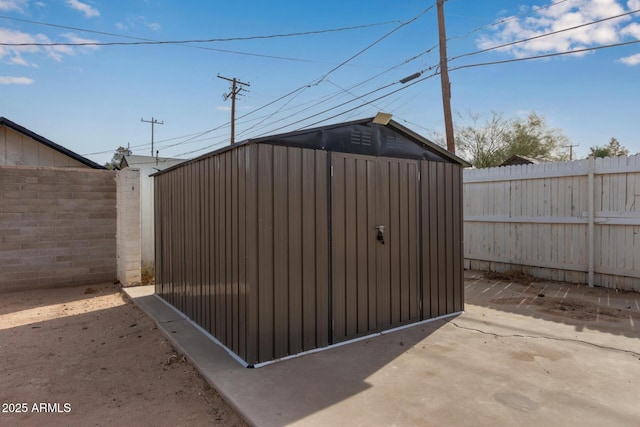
[[463, 155, 640, 291]]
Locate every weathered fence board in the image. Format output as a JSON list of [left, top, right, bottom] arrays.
[[464, 155, 640, 291]]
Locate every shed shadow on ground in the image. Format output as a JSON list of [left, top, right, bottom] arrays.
[[131, 290, 455, 426], [463, 270, 640, 339]]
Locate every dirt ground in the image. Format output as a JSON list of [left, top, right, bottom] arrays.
[[0, 282, 248, 427]]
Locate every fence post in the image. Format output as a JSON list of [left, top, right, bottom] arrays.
[[587, 156, 595, 287]]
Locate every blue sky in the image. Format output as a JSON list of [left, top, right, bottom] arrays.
[[1, 0, 639, 165]]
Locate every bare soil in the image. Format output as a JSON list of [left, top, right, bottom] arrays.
[[483, 271, 640, 323], [0, 282, 248, 427]]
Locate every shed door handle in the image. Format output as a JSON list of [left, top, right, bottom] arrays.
[[375, 225, 385, 244]]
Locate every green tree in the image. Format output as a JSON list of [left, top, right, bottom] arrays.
[[455, 111, 569, 168], [104, 146, 132, 170], [589, 137, 629, 158]]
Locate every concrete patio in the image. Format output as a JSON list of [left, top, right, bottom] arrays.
[[124, 271, 640, 427]]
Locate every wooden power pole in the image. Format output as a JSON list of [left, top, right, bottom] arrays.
[[141, 117, 164, 156], [218, 75, 250, 145], [437, 0, 455, 154]]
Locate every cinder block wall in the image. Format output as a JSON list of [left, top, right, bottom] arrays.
[[0, 166, 117, 292]]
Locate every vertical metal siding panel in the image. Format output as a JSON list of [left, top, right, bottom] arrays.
[[175, 170, 183, 312], [172, 170, 180, 310], [287, 147, 303, 355], [366, 159, 377, 330], [436, 163, 447, 316], [331, 154, 346, 342], [428, 162, 439, 318], [245, 144, 259, 365], [408, 163, 420, 321], [355, 158, 369, 334], [452, 165, 464, 312], [165, 173, 172, 305], [258, 144, 274, 362], [204, 158, 212, 334], [399, 162, 410, 323], [377, 160, 391, 328], [154, 175, 162, 295], [273, 145, 289, 359], [225, 152, 233, 348], [389, 161, 401, 326], [160, 174, 167, 297], [169, 172, 176, 306], [168, 172, 175, 306], [177, 169, 184, 311], [215, 155, 224, 341], [344, 157, 358, 337], [231, 150, 240, 354], [195, 163, 203, 325], [314, 150, 329, 348], [237, 148, 247, 360], [184, 165, 195, 319], [208, 157, 218, 336], [301, 149, 317, 350], [187, 166, 194, 319], [445, 164, 455, 314], [185, 165, 193, 320]]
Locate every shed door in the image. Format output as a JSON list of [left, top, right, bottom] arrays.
[[331, 153, 421, 343]]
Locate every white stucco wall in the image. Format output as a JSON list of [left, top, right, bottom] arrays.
[[122, 155, 184, 266]]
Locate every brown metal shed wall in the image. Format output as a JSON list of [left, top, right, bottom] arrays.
[[155, 144, 330, 365], [420, 161, 464, 317]]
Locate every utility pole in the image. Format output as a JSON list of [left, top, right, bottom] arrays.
[[141, 117, 164, 156], [437, 0, 455, 154], [218, 74, 250, 145], [568, 144, 579, 160]]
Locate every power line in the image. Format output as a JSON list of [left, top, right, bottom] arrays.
[[445, 0, 573, 44], [0, 18, 402, 47], [449, 39, 640, 71], [313, 5, 436, 85], [88, 3, 640, 160], [450, 8, 640, 62]]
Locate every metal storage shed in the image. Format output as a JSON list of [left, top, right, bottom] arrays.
[[154, 117, 470, 367]]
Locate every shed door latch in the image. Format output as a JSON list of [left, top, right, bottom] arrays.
[[375, 225, 385, 244]]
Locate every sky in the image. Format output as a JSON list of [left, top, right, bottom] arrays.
[[1, 0, 639, 166]]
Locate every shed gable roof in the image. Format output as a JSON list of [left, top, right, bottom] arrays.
[[0, 117, 104, 169], [155, 117, 470, 176], [248, 118, 470, 166]]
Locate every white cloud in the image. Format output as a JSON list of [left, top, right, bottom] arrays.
[[629, 0, 640, 9], [145, 21, 161, 31], [62, 32, 100, 49], [0, 76, 34, 84], [0, 0, 27, 12], [0, 28, 41, 66], [0, 28, 98, 64], [622, 21, 640, 38], [216, 106, 231, 111], [619, 52, 640, 64], [116, 16, 161, 32], [477, 0, 637, 59], [65, 0, 99, 18]]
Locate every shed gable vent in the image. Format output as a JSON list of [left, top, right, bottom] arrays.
[[350, 128, 372, 146]]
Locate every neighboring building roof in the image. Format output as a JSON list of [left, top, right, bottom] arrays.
[[500, 155, 540, 166], [0, 116, 105, 169], [120, 154, 185, 170], [156, 116, 471, 176]]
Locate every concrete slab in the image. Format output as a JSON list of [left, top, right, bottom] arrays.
[[124, 272, 640, 427]]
